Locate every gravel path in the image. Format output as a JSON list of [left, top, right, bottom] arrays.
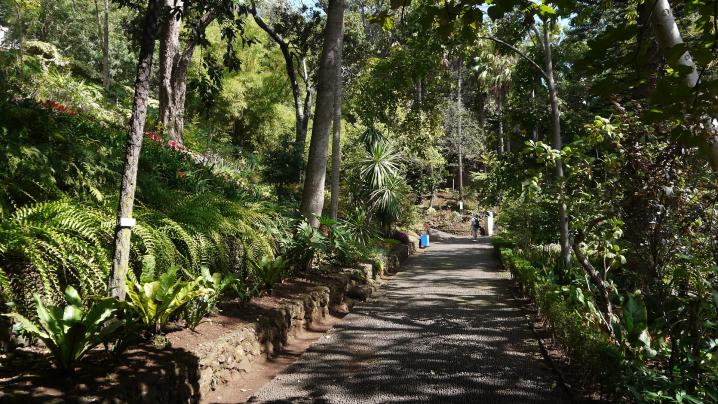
[[248, 237, 570, 403]]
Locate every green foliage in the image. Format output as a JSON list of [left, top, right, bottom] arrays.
[[182, 267, 237, 330], [0, 200, 110, 312], [250, 256, 288, 291], [124, 267, 211, 334], [338, 207, 379, 247], [0, 99, 281, 318], [3, 286, 120, 370], [497, 245, 623, 394]]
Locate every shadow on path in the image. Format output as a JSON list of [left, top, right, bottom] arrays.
[[248, 238, 570, 404]]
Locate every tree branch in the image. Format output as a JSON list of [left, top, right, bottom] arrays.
[[476, 36, 548, 81]]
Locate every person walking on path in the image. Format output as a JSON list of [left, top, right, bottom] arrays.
[[470, 213, 480, 241]]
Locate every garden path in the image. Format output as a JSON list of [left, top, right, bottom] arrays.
[[248, 237, 570, 403]]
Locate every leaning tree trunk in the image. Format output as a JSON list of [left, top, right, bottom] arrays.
[[300, 0, 345, 227], [251, 9, 313, 181], [542, 21, 572, 269], [649, 0, 718, 179], [159, 0, 183, 141], [108, 0, 163, 300], [329, 20, 345, 221]]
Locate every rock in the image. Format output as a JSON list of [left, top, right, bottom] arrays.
[[347, 284, 373, 300], [428, 228, 457, 241]]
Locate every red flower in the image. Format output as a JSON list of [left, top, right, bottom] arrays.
[[177, 170, 186, 178], [42, 100, 77, 116], [167, 139, 186, 151]]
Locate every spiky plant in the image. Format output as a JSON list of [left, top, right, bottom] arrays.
[[360, 141, 399, 189]]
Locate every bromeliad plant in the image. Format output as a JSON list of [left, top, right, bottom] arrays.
[[251, 256, 289, 291], [2, 286, 120, 371], [124, 267, 211, 334], [182, 267, 237, 330]]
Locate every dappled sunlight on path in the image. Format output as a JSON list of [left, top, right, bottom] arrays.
[[248, 237, 569, 403]]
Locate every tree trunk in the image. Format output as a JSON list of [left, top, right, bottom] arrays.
[[158, 8, 214, 144], [532, 87, 539, 141], [300, 0, 345, 227], [108, 0, 163, 300], [102, 0, 111, 89], [650, 0, 698, 87], [251, 9, 314, 181], [159, 0, 183, 141], [542, 21, 572, 269], [329, 20, 345, 221], [93, 0, 111, 90], [648, 0, 718, 180], [498, 89, 505, 154], [457, 57, 464, 203]]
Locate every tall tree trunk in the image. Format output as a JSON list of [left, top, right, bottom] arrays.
[[542, 21, 572, 269], [300, 0, 345, 227], [532, 87, 539, 141], [93, 0, 111, 90], [108, 0, 163, 300], [159, 0, 183, 141], [329, 20, 345, 221], [498, 89, 505, 154], [158, 8, 214, 144], [648, 0, 718, 179], [457, 57, 464, 202]]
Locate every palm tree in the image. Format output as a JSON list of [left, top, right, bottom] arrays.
[[472, 41, 517, 153]]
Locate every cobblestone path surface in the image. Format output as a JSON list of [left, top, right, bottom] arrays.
[[249, 237, 570, 403]]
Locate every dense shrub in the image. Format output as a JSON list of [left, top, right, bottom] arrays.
[[496, 244, 623, 397], [0, 100, 281, 326]]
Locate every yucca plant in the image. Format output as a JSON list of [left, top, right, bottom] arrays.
[[360, 141, 399, 189], [124, 267, 211, 334], [340, 207, 379, 246], [370, 174, 408, 228], [2, 286, 120, 371]]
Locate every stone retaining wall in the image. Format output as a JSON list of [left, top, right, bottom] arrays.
[[184, 243, 415, 399]]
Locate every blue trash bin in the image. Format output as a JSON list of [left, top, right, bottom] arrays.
[[420, 234, 430, 248]]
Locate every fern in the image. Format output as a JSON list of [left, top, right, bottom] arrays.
[[0, 200, 110, 313]]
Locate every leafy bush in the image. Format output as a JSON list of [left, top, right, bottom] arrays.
[[339, 207, 379, 246], [3, 286, 120, 370], [283, 220, 328, 271]]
